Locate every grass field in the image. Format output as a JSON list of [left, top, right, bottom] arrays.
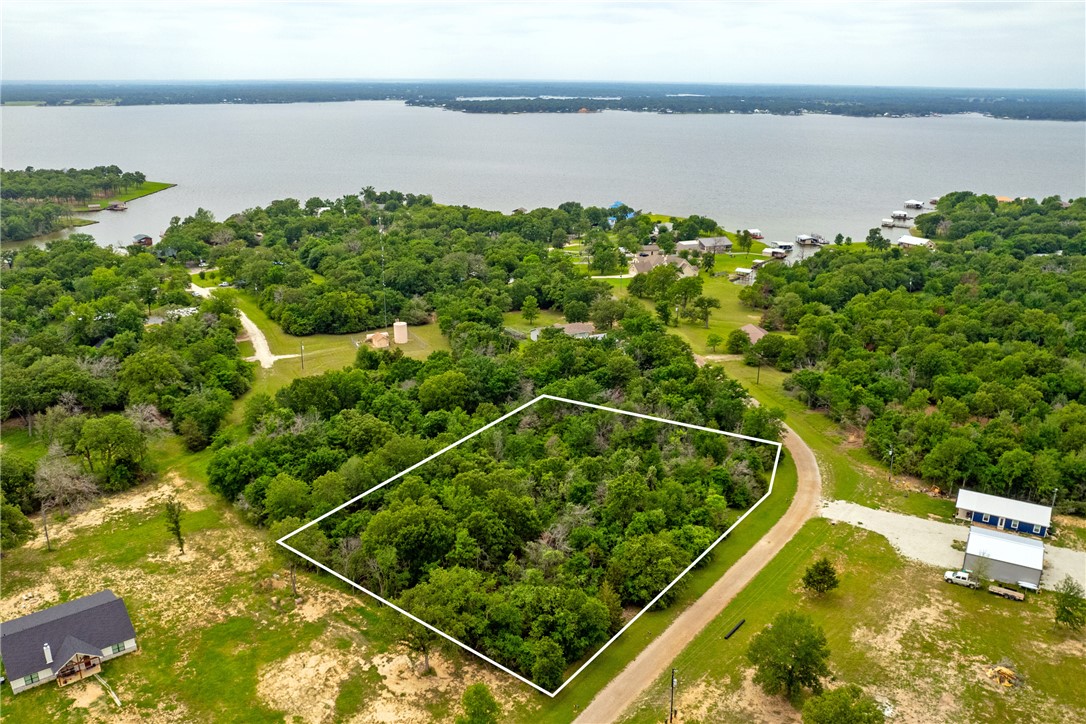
[[618, 518, 1086, 723], [70, 181, 176, 212]]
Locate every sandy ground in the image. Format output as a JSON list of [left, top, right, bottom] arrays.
[[188, 283, 298, 368], [574, 422, 823, 724], [821, 500, 1086, 589]]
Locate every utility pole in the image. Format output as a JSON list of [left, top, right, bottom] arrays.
[[1052, 488, 1059, 508], [888, 444, 894, 482], [670, 668, 677, 722], [300, 344, 304, 371]]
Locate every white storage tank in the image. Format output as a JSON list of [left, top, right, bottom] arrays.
[[393, 321, 408, 344]]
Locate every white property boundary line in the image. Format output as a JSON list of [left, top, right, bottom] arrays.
[[278, 394, 783, 697]]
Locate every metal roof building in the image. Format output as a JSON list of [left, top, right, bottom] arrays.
[[964, 526, 1045, 588], [956, 489, 1052, 537]]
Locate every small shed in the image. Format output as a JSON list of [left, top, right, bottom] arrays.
[[0, 590, 138, 694], [132, 234, 153, 247], [740, 324, 768, 344], [955, 489, 1052, 537], [364, 332, 390, 349], [963, 526, 1044, 588]]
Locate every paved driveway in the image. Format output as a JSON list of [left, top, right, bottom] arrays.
[[821, 500, 1086, 589]]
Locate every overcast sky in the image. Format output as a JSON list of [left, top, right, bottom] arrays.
[[3, 1, 1084, 88]]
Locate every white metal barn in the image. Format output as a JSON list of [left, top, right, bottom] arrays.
[[963, 526, 1044, 588]]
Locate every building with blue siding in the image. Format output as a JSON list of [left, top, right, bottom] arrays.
[[955, 489, 1052, 538]]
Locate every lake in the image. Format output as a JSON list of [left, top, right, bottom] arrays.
[[2, 101, 1083, 248]]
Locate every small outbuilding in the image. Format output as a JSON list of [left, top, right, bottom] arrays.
[[364, 332, 390, 349], [740, 324, 768, 344], [132, 234, 153, 247], [955, 489, 1052, 537], [963, 526, 1044, 588], [0, 590, 138, 694]]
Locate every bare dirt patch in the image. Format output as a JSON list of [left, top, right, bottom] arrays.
[[25, 472, 210, 551], [851, 595, 959, 659], [68, 679, 105, 708], [0, 580, 61, 621], [256, 634, 350, 724]]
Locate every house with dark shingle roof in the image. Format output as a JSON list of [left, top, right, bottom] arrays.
[[0, 590, 137, 694]]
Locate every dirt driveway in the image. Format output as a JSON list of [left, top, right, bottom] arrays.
[[573, 423, 822, 723], [188, 283, 298, 368]]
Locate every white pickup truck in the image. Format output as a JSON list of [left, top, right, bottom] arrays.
[[944, 570, 980, 589]]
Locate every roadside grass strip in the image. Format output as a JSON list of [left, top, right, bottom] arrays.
[[278, 394, 782, 696]]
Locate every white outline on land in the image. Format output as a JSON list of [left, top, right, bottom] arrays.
[[277, 394, 782, 697]]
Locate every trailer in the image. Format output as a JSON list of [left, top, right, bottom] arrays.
[[988, 585, 1025, 601]]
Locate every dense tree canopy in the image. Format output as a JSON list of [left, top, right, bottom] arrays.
[[210, 312, 781, 687], [741, 194, 1086, 510]]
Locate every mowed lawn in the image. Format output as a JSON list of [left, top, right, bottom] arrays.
[[618, 518, 1086, 724]]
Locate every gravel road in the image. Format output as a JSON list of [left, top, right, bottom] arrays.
[[189, 283, 298, 369], [821, 500, 1086, 589], [573, 423, 822, 723]]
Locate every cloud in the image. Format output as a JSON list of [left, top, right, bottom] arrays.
[[2, 1, 1082, 87]]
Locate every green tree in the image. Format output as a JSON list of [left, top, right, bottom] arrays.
[[802, 557, 840, 594], [456, 682, 501, 724], [1053, 575, 1086, 631], [706, 333, 724, 353], [164, 496, 185, 553], [564, 299, 589, 323], [76, 414, 146, 489], [521, 295, 540, 324], [726, 328, 752, 354], [738, 230, 754, 254], [746, 611, 831, 697], [0, 497, 35, 553], [802, 685, 885, 724], [866, 228, 890, 250], [173, 387, 234, 451], [264, 473, 311, 523], [531, 637, 566, 691], [417, 370, 472, 412]]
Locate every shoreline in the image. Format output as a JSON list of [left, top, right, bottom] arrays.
[[1, 181, 174, 247]]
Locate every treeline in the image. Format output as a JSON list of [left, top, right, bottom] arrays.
[[0, 237, 253, 505], [163, 195, 640, 337], [0, 165, 148, 241], [3, 81, 1082, 120], [737, 193, 1086, 510], [207, 316, 783, 688]]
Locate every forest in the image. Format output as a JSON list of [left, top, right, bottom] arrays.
[[3, 81, 1082, 120], [162, 194, 671, 338], [208, 318, 783, 689], [0, 165, 148, 241], [737, 192, 1086, 510], [0, 237, 254, 549]]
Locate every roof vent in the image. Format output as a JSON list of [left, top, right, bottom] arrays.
[[43, 642, 53, 664]]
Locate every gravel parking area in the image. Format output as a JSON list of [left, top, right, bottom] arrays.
[[821, 500, 1085, 590]]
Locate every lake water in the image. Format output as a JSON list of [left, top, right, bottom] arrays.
[[2, 101, 1083, 248]]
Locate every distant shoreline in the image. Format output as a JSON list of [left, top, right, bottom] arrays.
[[2, 81, 1082, 121]]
